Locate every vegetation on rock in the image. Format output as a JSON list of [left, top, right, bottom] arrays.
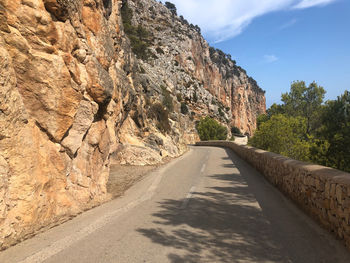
[[196, 117, 227, 141], [165, 1, 177, 16], [148, 103, 171, 133], [176, 93, 183, 102], [121, 1, 151, 60], [180, 102, 189, 114], [231, 126, 242, 135]]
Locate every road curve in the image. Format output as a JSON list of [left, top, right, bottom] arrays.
[[1, 146, 350, 263]]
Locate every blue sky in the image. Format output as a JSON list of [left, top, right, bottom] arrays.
[[170, 0, 350, 107]]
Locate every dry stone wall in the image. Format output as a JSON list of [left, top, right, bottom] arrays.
[[196, 141, 350, 249]]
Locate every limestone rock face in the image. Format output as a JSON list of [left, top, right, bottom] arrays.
[[126, 0, 266, 135], [0, 0, 265, 249], [0, 0, 135, 249]]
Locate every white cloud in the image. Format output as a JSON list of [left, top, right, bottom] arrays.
[[169, 0, 338, 42], [293, 0, 336, 9], [279, 18, 298, 30], [264, 55, 279, 63]]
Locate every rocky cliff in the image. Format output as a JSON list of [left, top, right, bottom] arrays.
[[0, 0, 265, 249], [125, 0, 266, 134]]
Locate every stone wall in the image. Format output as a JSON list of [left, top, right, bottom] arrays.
[[196, 141, 350, 248]]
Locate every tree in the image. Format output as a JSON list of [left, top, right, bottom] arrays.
[[256, 114, 269, 129], [165, 2, 177, 16], [249, 114, 312, 161], [281, 81, 325, 134], [251, 80, 349, 173], [180, 102, 189, 114], [121, 2, 151, 60], [196, 117, 227, 141], [315, 91, 350, 172], [148, 103, 171, 133], [194, 25, 201, 33], [266, 103, 285, 118], [231, 126, 241, 135]]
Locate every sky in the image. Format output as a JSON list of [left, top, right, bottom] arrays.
[[169, 0, 350, 107]]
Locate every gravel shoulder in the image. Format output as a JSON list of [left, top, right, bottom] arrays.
[[107, 156, 176, 198]]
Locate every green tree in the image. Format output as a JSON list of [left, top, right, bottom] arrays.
[[180, 102, 188, 114], [192, 91, 198, 103], [315, 91, 350, 172], [121, 2, 151, 60], [256, 114, 269, 129], [267, 103, 285, 118], [165, 2, 177, 16], [196, 117, 227, 141], [251, 80, 349, 173], [249, 114, 312, 161], [231, 126, 241, 135], [281, 81, 325, 134]]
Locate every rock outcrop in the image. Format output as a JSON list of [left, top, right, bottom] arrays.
[[0, 0, 136, 249], [0, 0, 265, 249], [125, 0, 266, 135]]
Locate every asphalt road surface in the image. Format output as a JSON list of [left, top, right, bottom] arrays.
[[1, 146, 350, 263]]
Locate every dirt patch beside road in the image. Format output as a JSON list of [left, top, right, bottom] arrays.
[[107, 165, 157, 198], [107, 156, 176, 198]]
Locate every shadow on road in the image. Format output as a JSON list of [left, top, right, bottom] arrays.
[[137, 151, 287, 262], [137, 147, 350, 262]]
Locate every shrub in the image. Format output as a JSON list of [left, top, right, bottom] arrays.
[[249, 114, 311, 161], [218, 107, 224, 117], [190, 111, 195, 121], [165, 2, 177, 16], [181, 102, 189, 114], [156, 47, 164, 54], [176, 93, 182, 102], [121, 2, 151, 60], [196, 117, 227, 141], [231, 126, 241, 135], [148, 103, 171, 133], [192, 91, 198, 103]]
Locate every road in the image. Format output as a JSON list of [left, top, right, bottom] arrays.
[[1, 146, 350, 263]]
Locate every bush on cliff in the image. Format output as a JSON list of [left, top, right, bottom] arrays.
[[121, 1, 151, 60], [165, 2, 177, 16], [180, 102, 189, 114], [148, 103, 171, 133], [231, 126, 242, 135], [196, 117, 227, 141]]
